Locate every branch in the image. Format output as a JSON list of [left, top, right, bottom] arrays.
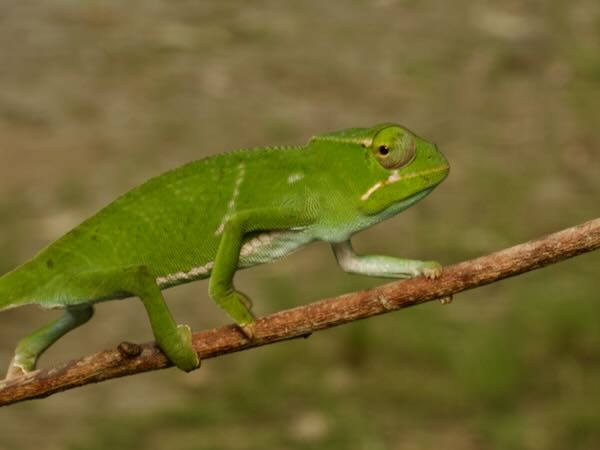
[[1, 218, 599, 406]]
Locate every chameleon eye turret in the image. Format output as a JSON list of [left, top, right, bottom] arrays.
[[371, 126, 417, 169]]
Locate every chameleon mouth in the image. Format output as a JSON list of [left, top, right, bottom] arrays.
[[360, 164, 449, 201]]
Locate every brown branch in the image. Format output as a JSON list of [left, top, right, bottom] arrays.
[[1, 217, 599, 407]]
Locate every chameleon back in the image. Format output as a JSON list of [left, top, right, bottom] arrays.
[[0, 145, 313, 308]]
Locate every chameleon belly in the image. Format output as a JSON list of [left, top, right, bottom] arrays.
[[238, 230, 313, 267], [155, 230, 312, 288]]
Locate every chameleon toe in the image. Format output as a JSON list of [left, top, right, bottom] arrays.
[[239, 322, 257, 340], [421, 261, 443, 279]]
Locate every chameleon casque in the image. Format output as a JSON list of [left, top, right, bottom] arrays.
[[0, 123, 449, 379]]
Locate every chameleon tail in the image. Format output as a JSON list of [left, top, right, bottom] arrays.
[[0, 267, 33, 312]]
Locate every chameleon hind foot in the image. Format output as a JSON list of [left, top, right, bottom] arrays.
[[77, 266, 201, 372], [3, 306, 94, 381], [165, 324, 200, 372], [5, 357, 31, 381]]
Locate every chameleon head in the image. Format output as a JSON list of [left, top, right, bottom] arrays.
[[357, 124, 449, 214]]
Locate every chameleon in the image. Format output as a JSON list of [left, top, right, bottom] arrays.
[[0, 123, 449, 379]]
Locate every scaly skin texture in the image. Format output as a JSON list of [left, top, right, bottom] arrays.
[[0, 123, 449, 379]]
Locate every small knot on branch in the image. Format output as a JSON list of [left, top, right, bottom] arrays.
[[117, 342, 142, 358]]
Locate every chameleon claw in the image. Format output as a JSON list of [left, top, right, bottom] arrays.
[[421, 261, 443, 280], [239, 322, 256, 340]]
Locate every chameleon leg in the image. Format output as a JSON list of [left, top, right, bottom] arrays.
[[209, 208, 313, 338], [332, 240, 442, 279], [101, 266, 199, 372], [209, 215, 257, 338], [5, 305, 93, 380], [55, 267, 199, 372]]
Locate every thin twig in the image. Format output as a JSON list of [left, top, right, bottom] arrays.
[[1, 217, 599, 407]]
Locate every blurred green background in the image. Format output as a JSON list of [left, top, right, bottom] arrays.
[[0, 1, 599, 449]]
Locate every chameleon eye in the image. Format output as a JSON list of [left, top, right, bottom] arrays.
[[378, 145, 390, 156], [372, 127, 417, 170]]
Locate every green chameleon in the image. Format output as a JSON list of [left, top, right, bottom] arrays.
[[0, 123, 449, 379]]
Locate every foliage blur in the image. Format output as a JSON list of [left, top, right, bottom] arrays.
[[0, 1, 599, 449]]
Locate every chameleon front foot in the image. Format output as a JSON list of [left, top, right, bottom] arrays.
[[233, 291, 257, 340], [209, 288, 257, 340], [418, 261, 443, 279]]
